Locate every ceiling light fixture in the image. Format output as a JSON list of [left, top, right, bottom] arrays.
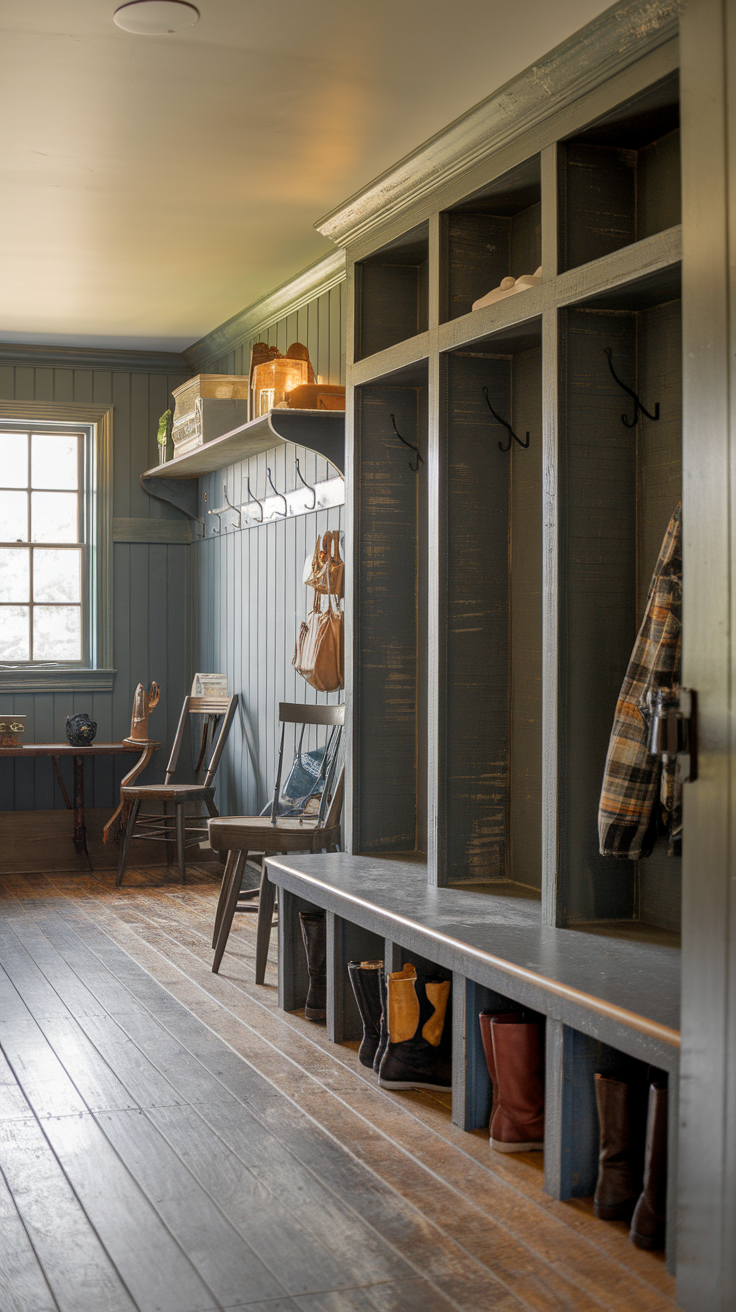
[[113, 0, 200, 34]]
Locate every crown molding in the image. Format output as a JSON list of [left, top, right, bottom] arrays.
[[183, 249, 347, 371], [0, 342, 189, 374], [315, 0, 681, 248]]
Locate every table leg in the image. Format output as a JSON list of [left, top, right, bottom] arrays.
[[73, 755, 93, 870]]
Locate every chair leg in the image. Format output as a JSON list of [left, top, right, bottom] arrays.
[[212, 850, 248, 974], [175, 803, 186, 883], [205, 795, 219, 818], [163, 800, 175, 868], [212, 850, 243, 948], [255, 864, 276, 986], [116, 799, 140, 888]]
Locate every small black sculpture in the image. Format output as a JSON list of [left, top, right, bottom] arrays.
[[66, 713, 97, 747]]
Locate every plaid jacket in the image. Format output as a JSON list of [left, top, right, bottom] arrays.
[[598, 503, 682, 859]]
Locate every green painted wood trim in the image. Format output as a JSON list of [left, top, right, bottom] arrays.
[[184, 249, 347, 371], [0, 668, 115, 693], [0, 343, 188, 374], [315, 0, 681, 247], [112, 518, 191, 543]]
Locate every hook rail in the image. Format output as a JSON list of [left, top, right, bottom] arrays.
[[390, 414, 423, 472], [266, 467, 288, 517], [482, 388, 530, 452], [604, 348, 660, 427]]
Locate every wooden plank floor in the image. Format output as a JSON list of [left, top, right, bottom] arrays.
[[0, 865, 679, 1312]]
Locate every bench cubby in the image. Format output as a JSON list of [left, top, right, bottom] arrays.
[[440, 156, 541, 322], [559, 71, 680, 272], [558, 274, 682, 935], [354, 223, 429, 361], [441, 323, 542, 889], [352, 363, 428, 857]]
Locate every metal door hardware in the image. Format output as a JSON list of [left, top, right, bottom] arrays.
[[648, 686, 698, 783]]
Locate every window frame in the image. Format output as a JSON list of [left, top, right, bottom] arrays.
[[0, 401, 113, 692]]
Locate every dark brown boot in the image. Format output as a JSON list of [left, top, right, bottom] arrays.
[[489, 1017, 544, 1152], [299, 911, 326, 1021], [594, 1074, 639, 1220], [630, 1083, 668, 1250], [347, 960, 383, 1068]]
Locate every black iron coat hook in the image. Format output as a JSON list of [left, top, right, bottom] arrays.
[[482, 388, 530, 452], [390, 414, 423, 472], [603, 348, 660, 427]]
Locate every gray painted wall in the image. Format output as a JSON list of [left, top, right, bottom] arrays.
[[193, 281, 346, 816], [0, 361, 191, 809]]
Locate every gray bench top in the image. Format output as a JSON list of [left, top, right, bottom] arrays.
[[265, 852, 680, 1068]]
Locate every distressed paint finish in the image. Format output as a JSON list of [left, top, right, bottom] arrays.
[[0, 362, 191, 811]]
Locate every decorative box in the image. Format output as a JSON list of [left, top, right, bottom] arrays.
[[0, 713, 26, 747], [171, 374, 250, 457]]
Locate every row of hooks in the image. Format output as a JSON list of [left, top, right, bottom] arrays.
[[390, 346, 660, 470], [207, 459, 343, 534]]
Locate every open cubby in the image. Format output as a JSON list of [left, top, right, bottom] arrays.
[[440, 156, 541, 322], [354, 362, 428, 854], [442, 322, 542, 888], [559, 72, 680, 272], [354, 222, 429, 361], [558, 277, 682, 935]]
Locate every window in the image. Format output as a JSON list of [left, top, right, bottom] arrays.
[[0, 402, 113, 692], [0, 429, 86, 662]]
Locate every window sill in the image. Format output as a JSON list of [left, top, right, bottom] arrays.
[[0, 667, 116, 693]]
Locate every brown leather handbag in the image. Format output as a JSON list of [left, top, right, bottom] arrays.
[[305, 530, 344, 599], [293, 592, 344, 692]]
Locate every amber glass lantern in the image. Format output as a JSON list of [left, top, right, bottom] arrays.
[[252, 355, 310, 416]]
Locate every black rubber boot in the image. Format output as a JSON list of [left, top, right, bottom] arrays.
[[347, 960, 384, 1068], [373, 965, 388, 1074], [299, 911, 326, 1021], [378, 963, 452, 1091]]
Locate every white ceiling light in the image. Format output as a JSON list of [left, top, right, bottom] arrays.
[[113, 1, 200, 34]]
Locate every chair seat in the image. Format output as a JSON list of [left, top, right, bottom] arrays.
[[121, 783, 215, 801], [208, 813, 337, 854]]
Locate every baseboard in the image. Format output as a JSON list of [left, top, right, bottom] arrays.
[[0, 807, 174, 874]]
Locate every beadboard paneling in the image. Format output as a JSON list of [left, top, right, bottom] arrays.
[[193, 281, 346, 816], [0, 363, 191, 810]]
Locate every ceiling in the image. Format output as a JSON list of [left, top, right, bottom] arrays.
[[0, 0, 611, 352]]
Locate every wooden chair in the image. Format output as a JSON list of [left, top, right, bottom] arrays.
[[208, 702, 344, 978], [116, 693, 238, 887]]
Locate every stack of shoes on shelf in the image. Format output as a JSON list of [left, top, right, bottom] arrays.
[[594, 1073, 668, 1250], [479, 1010, 545, 1152], [348, 960, 452, 1091], [299, 910, 327, 1021], [472, 266, 542, 312]]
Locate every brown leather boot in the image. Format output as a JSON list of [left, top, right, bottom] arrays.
[[479, 1011, 523, 1144], [630, 1082, 668, 1249], [489, 1017, 544, 1152], [594, 1074, 639, 1220]]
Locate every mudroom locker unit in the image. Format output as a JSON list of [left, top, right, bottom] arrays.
[[261, 1, 736, 1307]]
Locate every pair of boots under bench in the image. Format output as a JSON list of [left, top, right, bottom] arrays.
[[348, 960, 451, 1091], [594, 1073, 668, 1249], [479, 1011, 545, 1153]]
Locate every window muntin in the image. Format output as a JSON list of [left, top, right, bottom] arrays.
[[0, 430, 87, 663]]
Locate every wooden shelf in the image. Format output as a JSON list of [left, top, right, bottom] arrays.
[[142, 409, 345, 481], [141, 408, 345, 519]]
